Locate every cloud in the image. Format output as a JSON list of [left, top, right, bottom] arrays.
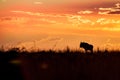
[[98, 3, 120, 14], [77, 10, 93, 14], [102, 27, 120, 31], [11, 11, 40, 16], [108, 11, 120, 14], [66, 15, 93, 26], [11, 11, 87, 25], [38, 18, 57, 24], [11, 11, 64, 24], [99, 8, 112, 11], [96, 18, 120, 25], [34, 1, 43, 5], [3, 10, 120, 32], [115, 3, 120, 8], [96, 18, 106, 23], [11, 10, 72, 25], [0, 17, 12, 21], [0, 17, 29, 25], [11, 10, 120, 25], [66, 13, 120, 28], [11, 10, 64, 18], [98, 11, 109, 15]]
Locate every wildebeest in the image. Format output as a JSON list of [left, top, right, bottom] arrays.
[[80, 42, 93, 53]]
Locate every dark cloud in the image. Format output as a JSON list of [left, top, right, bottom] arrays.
[[108, 11, 120, 14], [109, 3, 120, 14], [98, 3, 120, 14], [0, 17, 12, 21]]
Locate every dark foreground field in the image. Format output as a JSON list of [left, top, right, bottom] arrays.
[[0, 48, 120, 80]]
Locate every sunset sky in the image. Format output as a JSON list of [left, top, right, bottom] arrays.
[[0, 0, 120, 50]]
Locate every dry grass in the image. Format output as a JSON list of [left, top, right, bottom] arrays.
[[0, 47, 120, 80]]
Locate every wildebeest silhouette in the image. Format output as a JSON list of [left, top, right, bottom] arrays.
[[80, 42, 93, 53]]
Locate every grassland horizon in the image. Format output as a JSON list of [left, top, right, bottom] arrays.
[[0, 45, 120, 80], [0, 45, 120, 54]]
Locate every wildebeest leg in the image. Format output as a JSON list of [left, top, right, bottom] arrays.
[[85, 49, 87, 54], [91, 49, 93, 54]]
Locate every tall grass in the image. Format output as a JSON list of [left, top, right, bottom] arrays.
[[0, 45, 120, 80], [0, 45, 120, 55]]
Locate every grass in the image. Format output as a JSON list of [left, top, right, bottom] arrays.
[[0, 47, 120, 80]]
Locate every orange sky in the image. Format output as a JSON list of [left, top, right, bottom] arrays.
[[0, 0, 120, 50]]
